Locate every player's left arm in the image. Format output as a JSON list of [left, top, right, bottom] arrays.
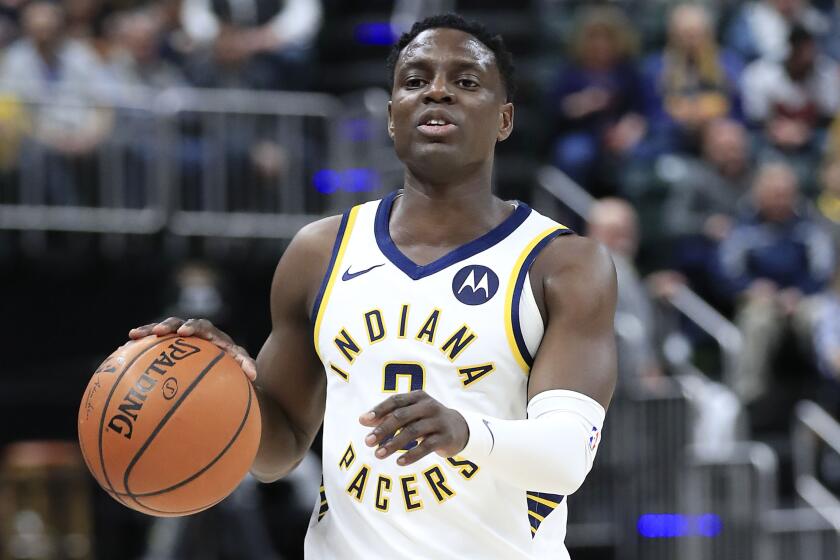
[[524, 234, 617, 407], [361, 236, 617, 495]]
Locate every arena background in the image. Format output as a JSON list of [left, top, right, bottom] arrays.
[[2, 0, 840, 558]]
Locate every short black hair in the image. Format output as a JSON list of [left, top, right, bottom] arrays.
[[386, 13, 517, 102]]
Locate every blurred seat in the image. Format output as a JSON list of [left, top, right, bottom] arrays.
[[0, 441, 92, 560]]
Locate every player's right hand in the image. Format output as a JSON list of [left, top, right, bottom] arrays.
[[129, 317, 257, 381]]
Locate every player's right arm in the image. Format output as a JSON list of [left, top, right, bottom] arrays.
[[129, 215, 343, 483], [249, 216, 342, 481]]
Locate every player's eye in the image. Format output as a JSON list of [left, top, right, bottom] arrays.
[[405, 77, 426, 89], [457, 78, 479, 88]]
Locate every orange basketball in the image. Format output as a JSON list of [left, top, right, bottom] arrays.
[[77, 335, 261, 517]]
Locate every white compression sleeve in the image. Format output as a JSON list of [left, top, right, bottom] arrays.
[[458, 390, 605, 496]]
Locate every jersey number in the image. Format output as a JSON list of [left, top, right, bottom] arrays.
[[383, 362, 424, 392], [382, 362, 425, 450]]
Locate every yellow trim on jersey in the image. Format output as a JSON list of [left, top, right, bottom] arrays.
[[527, 493, 561, 509], [314, 206, 361, 360], [504, 226, 566, 375], [528, 510, 545, 522]]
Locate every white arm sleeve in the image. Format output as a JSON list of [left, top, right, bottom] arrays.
[[459, 390, 605, 496]]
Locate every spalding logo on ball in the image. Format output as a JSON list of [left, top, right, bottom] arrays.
[[78, 335, 261, 517]]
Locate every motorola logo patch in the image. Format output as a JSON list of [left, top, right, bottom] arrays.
[[452, 265, 499, 305]]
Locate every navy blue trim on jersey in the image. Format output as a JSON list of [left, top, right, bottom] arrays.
[[511, 229, 574, 367], [310, 210, 351, 322], [374, 190, 532, 280], [317, 476, 329, 521], [527, 491, 565, 536]]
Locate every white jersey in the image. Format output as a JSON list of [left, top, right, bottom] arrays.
[[305, 191, 574, 559]]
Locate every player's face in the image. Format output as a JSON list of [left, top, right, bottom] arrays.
[[388, 28, 513, 178]]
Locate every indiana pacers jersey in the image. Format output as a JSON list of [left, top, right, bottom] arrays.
[[305, 191, 574, 559]]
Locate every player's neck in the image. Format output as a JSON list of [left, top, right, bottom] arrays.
[[401, 163, 498, 211], [390, 172, 513, 255]]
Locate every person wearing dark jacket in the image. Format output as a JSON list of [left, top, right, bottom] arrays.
[[180, 0, 322, 89], [549, 6, 646, 194], [719, 161, 834, 403]]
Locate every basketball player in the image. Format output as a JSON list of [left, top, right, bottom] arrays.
[[130, 14, 617, 559]]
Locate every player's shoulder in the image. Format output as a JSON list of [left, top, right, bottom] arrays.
[[532, 233, 615, 289], [292, 195, 381, 252], [295, 214, 345, 247], [284, 213, 350, 267], [275, 214, 344, 281], [270, 213, 348, 316]]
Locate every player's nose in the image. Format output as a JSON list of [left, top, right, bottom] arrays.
[[423, 75, 454, 104]]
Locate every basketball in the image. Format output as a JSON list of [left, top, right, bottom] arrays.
[[77, 335, 261, 517]]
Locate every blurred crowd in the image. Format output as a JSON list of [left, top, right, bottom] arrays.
[[0, 0, 321, 91], [551, 0, 840, 428], [4, 2, 840, 557], [1, 0, 840, 424], [0, 0, 324, 207]]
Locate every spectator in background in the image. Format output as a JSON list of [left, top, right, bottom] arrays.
[[179, 0, 322, 90], [105, 7, 186, 89], [588, 197, 667, 393], [726, 0, 830, 62], [100, 6, 188, 208], [741, 25, 839, 176], [0, 0, 112, 204], [719, 162, 834, 403], [548, 6, 645, 195], [64, 0, 104, 42], [154, 0, 202, 75], [660, 118, 753, 302], [641, 3, 744, 157]]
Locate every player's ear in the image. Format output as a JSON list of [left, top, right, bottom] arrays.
[[497, 102, 514, 142], [387, 101, 395, 140]]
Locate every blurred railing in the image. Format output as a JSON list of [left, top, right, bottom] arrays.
[[567, 382, 691, 559], [793, 401, 840, 538], [158, 87, 343, 238], [0, 89, 167, 235], [534, 164, 840, 559], [534, 164, 743, 383], [0, 86, 391, 245], [680, 442, 777, 560], [765, 507, 840, 559]]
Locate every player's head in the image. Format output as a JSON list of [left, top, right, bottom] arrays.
[[385, 14, 516, 182], [386, 15, 516, 103]]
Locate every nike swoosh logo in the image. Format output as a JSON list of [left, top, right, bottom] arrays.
[[341, 263, 385, 281], [482, 419, 496, 454]]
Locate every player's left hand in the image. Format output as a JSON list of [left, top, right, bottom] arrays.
[[359, 391, 469, 466]]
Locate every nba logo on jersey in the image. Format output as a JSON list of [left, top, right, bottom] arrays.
[[589, 426, 601, 451], [452, 265, 499, 305]]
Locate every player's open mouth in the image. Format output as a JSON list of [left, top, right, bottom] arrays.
[[417, 118, 457, 137]]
